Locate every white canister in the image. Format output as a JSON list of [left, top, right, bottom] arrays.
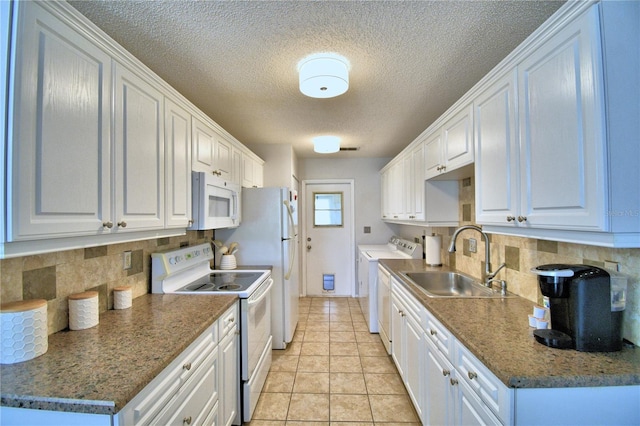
[[113, 286, 132, 310], [220, 254, 237, 270], [68, 291, 99, 330], [1, 299, 48, 364]]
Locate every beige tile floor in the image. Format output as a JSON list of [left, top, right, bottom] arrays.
[[246, 297, 421, 425]]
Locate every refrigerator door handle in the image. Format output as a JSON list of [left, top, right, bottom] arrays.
[[283, 200, 296, 280]]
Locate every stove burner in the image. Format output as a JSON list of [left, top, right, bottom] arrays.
[[216, 284, 242, 291], [183, 283, 215, 292]]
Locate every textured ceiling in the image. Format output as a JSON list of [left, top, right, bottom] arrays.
[[69, 1, 564, 159]]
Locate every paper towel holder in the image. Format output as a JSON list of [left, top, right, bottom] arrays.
[[424, 233, 443, 267]]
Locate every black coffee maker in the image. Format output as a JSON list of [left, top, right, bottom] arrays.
[[531, 264, 626, 352]]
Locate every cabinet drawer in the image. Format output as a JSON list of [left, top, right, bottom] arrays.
[[119, 323, 217, 425], [218, 304, 238, 339], [391, 277, 421, 321], [153, 347, 218, 426], [423, 309, 454, 361], [454, 341, 512, 424]]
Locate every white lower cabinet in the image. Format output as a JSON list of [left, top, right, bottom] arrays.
[[218, 304, 240, 426], [391, 277, 508, 426]]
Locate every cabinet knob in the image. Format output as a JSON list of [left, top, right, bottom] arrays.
[[468, 371, 478, 380], [450, 378, 459, 386], [183, 416, 192, 425], [102, 221, 113, 229], [506, 215, 516, 222], [430, 329, 437, 336], [188, 219, 194, 225], [442, 369, 450, 377], [517, 215, 528, 222], [117, 221, 127, 228], [399, 310, 404, 317], [183, 362, 192, 371]]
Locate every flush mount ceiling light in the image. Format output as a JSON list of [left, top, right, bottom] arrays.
[[313, 136, 341, 154], [298, 53, 350, 98]]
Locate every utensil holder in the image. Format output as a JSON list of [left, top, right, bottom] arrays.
[[220, 254, 237, 270]]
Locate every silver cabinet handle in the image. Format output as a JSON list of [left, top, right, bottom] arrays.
[[442, 369, 450, 377], [506, 215, 516, 222], [102, 221, 113, 229], [468, 371, 478, 380], [430, 329, 437, 336], [183, 362, 191, 371], [117, 221, 127, 228], [450, 378, 458, 386], [517, 216, 528, 222], [183, 416, 192, 425], [188, 219, 194, 225]]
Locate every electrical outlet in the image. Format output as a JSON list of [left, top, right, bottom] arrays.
[[469, 238, 477, 253], [604, 260, 619, 271], [123, 251, 132, 270]]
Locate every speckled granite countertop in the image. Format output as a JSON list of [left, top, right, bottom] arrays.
[[0, 294, 237, 415], [380, 259, 640, 389]]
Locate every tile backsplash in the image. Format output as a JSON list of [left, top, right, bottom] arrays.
[[400, 176, 640, 346], [0, 231, 213, 334]]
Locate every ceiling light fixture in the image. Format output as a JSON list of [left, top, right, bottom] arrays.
[[298, 53, 350, 98], [313, 136, 341, 154]]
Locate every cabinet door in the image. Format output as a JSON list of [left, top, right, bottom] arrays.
[[164, 98, 192, 228], [475, 70, 519, 226], [411, 143, 425, 221], [231, 147, 242, 186], [9, 2, 112, 240], [424, 130, 443, 179], [219, 330, 239, 426], [252, 160, 264, 188], [518, 5, 606, 231], [214, 135, 233, 180], [442, 103, 474, 172], [390, 294, 405, 377], [424, 337, 455, 426], [114, 64, 164, 231], [380, 169, 390, 219], [405, 314, 423, 420], [193, 117, 216, 173], [455, 378, 501, 426], [403, 153, 414, 220]]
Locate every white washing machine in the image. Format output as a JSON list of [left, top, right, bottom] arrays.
[[357, 236, 422, 333]]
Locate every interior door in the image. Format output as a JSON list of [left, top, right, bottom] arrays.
[[303, 181, 354, 297]]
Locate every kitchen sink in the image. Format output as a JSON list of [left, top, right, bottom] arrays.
[[399, 271, 513, 298]]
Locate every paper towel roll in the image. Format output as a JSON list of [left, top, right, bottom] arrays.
[[425, 235, 442, 266], [0, 299, 48, 364], [69, 291, 99, 330]]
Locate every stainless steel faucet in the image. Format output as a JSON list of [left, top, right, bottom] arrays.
[[448, 225, 506, 286]]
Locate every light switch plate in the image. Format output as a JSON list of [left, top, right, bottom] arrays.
[[123, 251, 132, 270], [469, 238, 477, 253]]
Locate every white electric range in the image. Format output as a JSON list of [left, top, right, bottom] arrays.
[[357, 236, 422, 333], [151, 243, 272, 424]]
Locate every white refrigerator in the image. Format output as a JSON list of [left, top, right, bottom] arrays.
[[217, 187, 299, 349]]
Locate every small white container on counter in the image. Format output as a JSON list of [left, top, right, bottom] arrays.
[[1, 299, 48, 364], [220, 254, 237, 270], [68, 291, 99, 330], [113, 286, 132, 310]]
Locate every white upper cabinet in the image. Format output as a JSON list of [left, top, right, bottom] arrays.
[[192, 117, 217, 173], [114, 63, 165, 231], [241, 152, 264, 188], [476, 2, 639, 246], [8, 2, 112, 240], [164, 97, 193, 228], [474, 70, 519, 226], [425, 103, 474, 180], [517, 5, 605, 231]]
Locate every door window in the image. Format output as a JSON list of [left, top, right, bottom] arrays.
[[313, 192, 343, 227]]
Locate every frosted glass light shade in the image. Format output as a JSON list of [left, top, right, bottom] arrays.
[[313, 136, 341, 153], [298, 53, 349, 98]]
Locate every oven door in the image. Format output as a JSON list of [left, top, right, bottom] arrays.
[[241, 277, 273, 381]]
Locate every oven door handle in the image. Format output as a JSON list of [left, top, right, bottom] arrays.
[[248, 278, 274, 306]]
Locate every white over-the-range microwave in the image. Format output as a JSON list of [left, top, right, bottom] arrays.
[[189, 171, 241, 230]]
